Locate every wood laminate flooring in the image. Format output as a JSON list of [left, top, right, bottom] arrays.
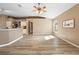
[[0, 35, 79, 55]]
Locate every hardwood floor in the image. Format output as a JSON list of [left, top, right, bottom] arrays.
[[0, 35, 79, 55]]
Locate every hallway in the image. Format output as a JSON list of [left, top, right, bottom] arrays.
[[0, 35, 79, 55]]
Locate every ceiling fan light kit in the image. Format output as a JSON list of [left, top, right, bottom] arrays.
[[33, 3, 47, 15]]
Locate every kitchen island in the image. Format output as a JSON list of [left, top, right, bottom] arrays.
[[0, 28, 23, 45]]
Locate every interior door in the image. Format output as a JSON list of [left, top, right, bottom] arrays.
[[28, 21, 33, 35]]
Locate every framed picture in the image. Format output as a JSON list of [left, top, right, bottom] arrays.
[[63, 19, 75, 28]]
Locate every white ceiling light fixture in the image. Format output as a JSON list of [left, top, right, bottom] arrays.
[[33, 3, 47, 15], [0, 9, 12, 15]]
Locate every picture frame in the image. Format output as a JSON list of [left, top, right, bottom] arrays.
[[63, 19, 75, 28]]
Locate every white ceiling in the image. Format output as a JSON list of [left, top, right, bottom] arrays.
[[0, 3, 77, 18]]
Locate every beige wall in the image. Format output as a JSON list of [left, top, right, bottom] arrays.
[[53, 4, 79, 46], [0, 15, 8, 28], [30, 18, 52, 35]]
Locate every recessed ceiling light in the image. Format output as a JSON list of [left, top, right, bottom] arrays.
[[17, 4, 23, 7], [0, 9, 12, 14]]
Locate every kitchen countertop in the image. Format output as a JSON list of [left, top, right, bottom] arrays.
[[0, 28, 21, 31]]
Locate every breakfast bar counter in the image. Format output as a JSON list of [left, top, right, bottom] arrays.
[[0, 28, 23, 45]]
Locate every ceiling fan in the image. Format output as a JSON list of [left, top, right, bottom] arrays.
[[33, 3, 47, 15]]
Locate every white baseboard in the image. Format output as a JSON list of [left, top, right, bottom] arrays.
[[0, 35, 23, 47], [61, 38, 79, 48]]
